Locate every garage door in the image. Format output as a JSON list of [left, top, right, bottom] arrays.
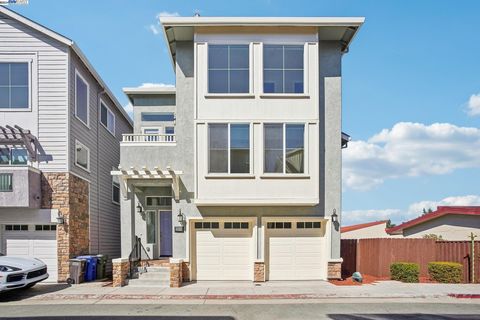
[[266, 220, 325, 280], [3, 224, 58, 282], [194, 220, 254, 281]]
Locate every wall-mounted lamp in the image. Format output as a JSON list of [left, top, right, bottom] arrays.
[[331, 209, 338, 223], [136, 203, 143, 214], [56, 213, 65, 225], [177, 209, 185, 225]]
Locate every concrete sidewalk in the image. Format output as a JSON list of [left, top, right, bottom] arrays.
[[1, 280, 479, 304]]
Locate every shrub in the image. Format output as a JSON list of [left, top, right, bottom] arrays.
[[390, 262, 419, 283], [428, 262, 462, 283]]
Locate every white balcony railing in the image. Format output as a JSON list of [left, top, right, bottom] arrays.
[[122, 134, 176, 143]]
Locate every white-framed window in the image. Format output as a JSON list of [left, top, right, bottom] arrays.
[[75, 70, 89, 127], [100, 99, 115, 135], [0, 173, 13, 192], [112, 168, 120, 205], [208, 44, 250, 94], [208, 123, 250, 174], [145, 196, 172, 207], [75, 140, 90, 172], [0, 147, 28, 165], [146, 210, 157, 244], [264, 123, 305, 174], [141, 112, 175, 122], [263, 45, 304, 94], [0, 62, 30, 109]]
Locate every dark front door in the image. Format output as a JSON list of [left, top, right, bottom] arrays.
[[159, 211, 173, 257]]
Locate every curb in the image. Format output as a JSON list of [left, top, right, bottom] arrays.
[[448, 294, 480, 299]]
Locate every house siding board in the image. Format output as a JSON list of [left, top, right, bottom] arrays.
[[68, 51, 132, 272], [0, 13, 69, 173]]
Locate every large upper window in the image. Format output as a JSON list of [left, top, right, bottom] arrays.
[[263, 45, 304, 94], [100, 101, 115, 135], [264, 123, 305, 174], [75, 140, 90, 172], [0, 147, 28, 165], [208, 45, 249, 94], [75, 71, 89, 126], [141, 112, 175, 122], [209, 123, 250, 174], [0, 62, 29, 109]]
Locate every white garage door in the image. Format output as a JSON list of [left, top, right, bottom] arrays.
[[3, 225, 58, 282], [267, 220, 325, 281], [194, 220, 254, 281]]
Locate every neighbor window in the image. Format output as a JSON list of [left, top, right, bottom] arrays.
[[263, 45, 304, 94], [0, 173, 12, 192], [112, 182, 120, 204], [264, 123, 304, 173], [75, 140, 90, 171], [141, 113, 175, 122], [75, 71, 89, 125], [208, 44, 249, 93], [0, 148, 28, 165], [100, 101, 115, 134], [0, 62, 29, 109], [208, 123, 250, 174]]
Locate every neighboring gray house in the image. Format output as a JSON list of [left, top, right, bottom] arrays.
[[0, 7, 132, 282], [114, 16, 363, 286]]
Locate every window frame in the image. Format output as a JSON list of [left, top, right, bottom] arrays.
[[74, 139, 90, 172], [263, 123, 306, 175], [99, 98, 115, 136], [112, 181, 120, 205], [0, 173, 13, 192], [0, 147, 29, 166], [74, 69, 90, 128], [207, 122, 252, 175], [0, 60, 32, 110]]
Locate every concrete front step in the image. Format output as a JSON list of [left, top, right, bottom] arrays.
[[145, 266, 170, 273], [128, 279, 170, 287], [139, 271, 170, 281]]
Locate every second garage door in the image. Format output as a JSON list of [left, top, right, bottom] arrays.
[[266, 220, 325, 281], [194, 220, 254, 281]]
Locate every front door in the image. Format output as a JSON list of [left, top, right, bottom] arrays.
[[159, 211, 172, 257]]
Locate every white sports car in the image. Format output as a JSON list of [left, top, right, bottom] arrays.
[[0, 254, 49, 292]]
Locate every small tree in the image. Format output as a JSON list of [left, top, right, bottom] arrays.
[[386, 219, 396, 228], [422, 234, 443, 241]]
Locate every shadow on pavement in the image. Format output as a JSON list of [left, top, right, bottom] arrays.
[[0, 284, 70, 302], [329, 315, 480, 320]]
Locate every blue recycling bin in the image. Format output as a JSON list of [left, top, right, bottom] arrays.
[[77, 255, 97, 282]]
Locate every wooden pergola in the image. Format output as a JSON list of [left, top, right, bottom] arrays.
[[0, 125, 38, 161]]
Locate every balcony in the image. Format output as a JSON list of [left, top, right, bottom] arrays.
[[122, 134, 176, 145], [0, 166, 41, 208]]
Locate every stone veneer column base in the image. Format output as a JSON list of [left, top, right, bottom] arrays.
[[112, 258, 129, 287], [254, 261, 265, 282], [327, 260, 342, 279], [181, 261, 190, 282], [170, 259, 183, 288]]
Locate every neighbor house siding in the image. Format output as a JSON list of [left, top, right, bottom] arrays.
[[0, 13, 69, 172], [402, 215, 480, 241], [68, 50, 131, 270]]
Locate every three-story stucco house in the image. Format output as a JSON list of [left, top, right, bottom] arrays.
[[0, 7, 133, 282], [113, 16, 363, 287]]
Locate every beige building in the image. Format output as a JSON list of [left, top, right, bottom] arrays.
[[341, 220, 391, 239]]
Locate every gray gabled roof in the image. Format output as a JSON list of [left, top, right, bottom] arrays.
[[0, 6, 133, 126]]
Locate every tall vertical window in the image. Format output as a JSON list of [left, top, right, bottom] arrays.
[[263, 45, 304, 94], [208, 45, 249, 93], [0, 173, 12, 192], [100, 101, 115, 134], [75, 71, 89, 126], [112, 168, 120, 204], [146, 211, 156, 244], [208, 123, 250, 174], [264, 123, 304, 174], [0, 62, 29, 109]]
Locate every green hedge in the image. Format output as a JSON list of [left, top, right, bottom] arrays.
[[390, 262, 419, 283], [428, 262, 463, 283]]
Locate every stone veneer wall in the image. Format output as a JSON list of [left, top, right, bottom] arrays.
[[41, 173, 90, 282], [254, 261, 265, 282], [327, 261, 342, 279], [182, 261, 190, 282]]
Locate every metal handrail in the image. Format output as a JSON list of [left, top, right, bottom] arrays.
[[122, 133, 176, 143], [128, 236, 151, 278]]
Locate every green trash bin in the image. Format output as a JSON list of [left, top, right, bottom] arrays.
[[96, 254, 108, 280]]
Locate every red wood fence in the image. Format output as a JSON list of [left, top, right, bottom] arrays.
[[341, 239, 480, 283]]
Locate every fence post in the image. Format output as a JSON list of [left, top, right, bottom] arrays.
[[469, 232, 478, 283]]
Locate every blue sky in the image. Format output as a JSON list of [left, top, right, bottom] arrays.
[[11, 0, 480, 226]]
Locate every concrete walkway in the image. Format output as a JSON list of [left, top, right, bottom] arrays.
[[1, 280, 479, 304]]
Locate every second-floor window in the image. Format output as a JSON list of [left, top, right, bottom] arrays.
[[208, 45, 249, 94], [141, 112, 175, 122], [0, 147, 28, 165], [0, 62, 29, 109], [264, 123, 305, 174], [0, 173, 13, 192], [75, 71, 89, 126], [263, 45, 304, 94], [100, 101, 115, 135], [209, 123, 250, 174], [75, 140, 90, 172]]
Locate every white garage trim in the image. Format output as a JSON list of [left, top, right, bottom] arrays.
[[190, 217, 257, 281], [263, 217, 327, 281]]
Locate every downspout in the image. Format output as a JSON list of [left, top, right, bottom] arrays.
[[97, 89, 106, 253]]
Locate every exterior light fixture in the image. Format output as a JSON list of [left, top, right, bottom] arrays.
[[136, 203, 143, 214], [331, 209, 338, 223], [56, 213, 65, 225], [177, 209, 185, 224]]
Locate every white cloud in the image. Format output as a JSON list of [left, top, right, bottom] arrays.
[[149, 25, 159, 35], [139, 83, 175, 89], [343, 122, 480, 191], [123, 102, 133, 118], [467, 93, 480, 116], [343, 195, 480, 225], [156, 11, 180, 18], [148, 11, 180, 35]]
